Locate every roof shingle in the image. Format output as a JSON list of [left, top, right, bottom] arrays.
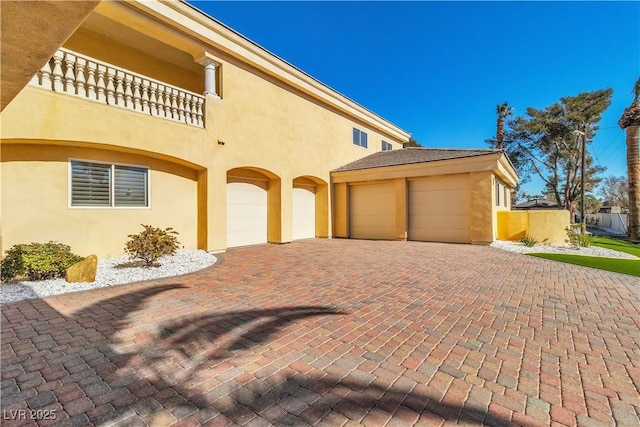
[[333, 148, 503, 172]]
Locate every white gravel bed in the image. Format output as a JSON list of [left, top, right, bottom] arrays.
[[0, 249, 216, 305], [490, 240, 638, 259]]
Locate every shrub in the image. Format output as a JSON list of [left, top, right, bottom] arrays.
[[574, 232, 595, 248], [1, 242, 83, 282], [521, 234, 538, 247], [566, 224, 595, 248], [125, 224, 180, 267]]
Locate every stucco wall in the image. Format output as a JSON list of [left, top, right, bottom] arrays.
[[490, 176, 512, 242], [188, 52, 406, 250], [207, 55, 403, 173], [333, 169, 503, 244], [1, 1, 410, 255], [1, 72, 404, 255], [1, 144, 198, 257], [0, 0, 100, 110], [497, 211, 528, 242], [1, 67, 406, 253], [63, 26, 203, 94], [1, 87, 208, 165], [497, 210, 570, 246], [332, 183, 348, 238], [470, 171, 494, 244]]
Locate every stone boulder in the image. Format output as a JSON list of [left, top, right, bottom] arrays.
[[65, 255, 98, 283]]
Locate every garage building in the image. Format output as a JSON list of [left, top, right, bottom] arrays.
[[331, 148, 519, 245]]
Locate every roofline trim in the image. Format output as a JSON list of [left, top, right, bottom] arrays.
[[332, 150, 504, 173], [125, 0, 410, 141]]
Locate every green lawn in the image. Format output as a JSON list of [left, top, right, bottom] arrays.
[[528, 237, 640, 277], [592, 236, 640, 257]]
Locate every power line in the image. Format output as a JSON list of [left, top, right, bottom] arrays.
[[597, 126, 622, 130], [594, 131, 624, 167]]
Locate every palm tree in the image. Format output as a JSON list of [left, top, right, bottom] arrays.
[[496, 102, 513, 149], [618, 77, 640, 241]]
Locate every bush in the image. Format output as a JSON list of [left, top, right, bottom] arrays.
[[125, 224, 180, 267], [521, 234, 538, 247], [566, 224, 595, 248], [1, 242, 83, 282], [574, 232, 595, 248]]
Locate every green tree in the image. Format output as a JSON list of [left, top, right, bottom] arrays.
[[618, 77, 640, 241], [499, 89, 611, 215], [403, 136, 422, 148]]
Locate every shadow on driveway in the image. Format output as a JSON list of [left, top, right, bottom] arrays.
[[1, 283, 507, 426]]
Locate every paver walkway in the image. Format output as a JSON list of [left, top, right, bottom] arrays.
[[1, 239, 639, 426]]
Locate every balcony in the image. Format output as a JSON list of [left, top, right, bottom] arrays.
[[30, 48, 205, 128]]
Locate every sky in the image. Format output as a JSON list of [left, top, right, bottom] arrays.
[[190, 1, 639, 197]]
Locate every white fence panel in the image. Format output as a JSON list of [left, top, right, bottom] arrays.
[[586, 213, 628, 234]]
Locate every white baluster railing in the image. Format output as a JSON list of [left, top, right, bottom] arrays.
[[31, 48, 205, 128]]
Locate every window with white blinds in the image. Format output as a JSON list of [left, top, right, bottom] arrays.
[[70, 162, 111, 206], [70, 161, 149, 208], [114, 165, 148, 207]]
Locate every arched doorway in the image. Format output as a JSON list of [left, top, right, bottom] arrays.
[[292, 176, 328, 240], [227, 167, 280, 248]]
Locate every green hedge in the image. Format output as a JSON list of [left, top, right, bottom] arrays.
[[1, 242, 83, 282]]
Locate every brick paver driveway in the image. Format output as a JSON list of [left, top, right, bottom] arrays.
[[2, 240, 639, 426]]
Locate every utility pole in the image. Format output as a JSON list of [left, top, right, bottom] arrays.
[[573, 127, 587, 235], [580, 123, 588, 235]]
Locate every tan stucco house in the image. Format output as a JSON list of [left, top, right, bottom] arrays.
[[1, 0, 527, 258]]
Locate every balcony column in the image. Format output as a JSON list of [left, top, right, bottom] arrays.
[[202, 60, 220, 98], [196, 52, 221, 98]]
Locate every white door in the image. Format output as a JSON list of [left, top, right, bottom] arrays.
[[292, 187, 316, 240], [227, 182, 268, 247], [408, 174, 471, 243], [349, 181, 396, 240]]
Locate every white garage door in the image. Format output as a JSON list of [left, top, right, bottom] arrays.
[[292, 187, 316, 240], [227, 182, 268, 248], [350, 181, 395, 240], [408, 174, 471, 243]]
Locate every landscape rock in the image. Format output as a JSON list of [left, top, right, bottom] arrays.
[[1, 250, 216, 304], [65, 255, 98, 283]]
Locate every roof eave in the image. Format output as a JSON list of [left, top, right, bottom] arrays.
[[332, 150, 506, 173], [124, 0, 410, 142], [331, 151, 517, 184]]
